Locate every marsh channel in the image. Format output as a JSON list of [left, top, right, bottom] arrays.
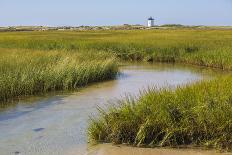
[[0, 63, 230, 155]]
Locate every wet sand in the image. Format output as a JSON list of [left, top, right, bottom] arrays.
[[85, 144, 231, 155]]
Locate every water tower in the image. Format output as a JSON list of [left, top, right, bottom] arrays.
[[147, 17, 155, 27]]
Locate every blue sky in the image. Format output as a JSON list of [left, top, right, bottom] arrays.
[[0, 0, 232, 26]]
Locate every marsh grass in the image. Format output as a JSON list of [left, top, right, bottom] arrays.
[[1, 30, 232, 69], [88, 76, 232, 151], [0, 29, 232, 150], [0, 49, 118, 103]]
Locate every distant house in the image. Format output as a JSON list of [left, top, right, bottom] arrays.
[[147, 17, 155, 27]]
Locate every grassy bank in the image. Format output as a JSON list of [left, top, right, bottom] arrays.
[[0, 49, 118, 103], [88, 76, 232, 151]]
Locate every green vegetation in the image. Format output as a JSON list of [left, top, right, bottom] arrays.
[[1, 30, 232, 69], [0, 49, 117, 103], [0, 29, 232, 150], [88, 76, 232, 151]]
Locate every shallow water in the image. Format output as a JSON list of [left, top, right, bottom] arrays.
[[0, 63, 228, 155]]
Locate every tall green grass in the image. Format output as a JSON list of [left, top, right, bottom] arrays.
[[88, 76, 232, 151], [0, 30, 232, 69], [0, 49, 118, 103], [0, 30, 232, 150]]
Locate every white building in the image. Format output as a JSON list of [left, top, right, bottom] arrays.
[[147, 17, 155, 27]]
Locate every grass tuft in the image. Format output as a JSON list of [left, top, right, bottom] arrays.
[[88, 77, 232, 151]]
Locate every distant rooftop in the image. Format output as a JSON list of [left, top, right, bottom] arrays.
[[148, 17, 154, 20]]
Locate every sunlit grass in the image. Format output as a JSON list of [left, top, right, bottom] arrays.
[[88, 76, 232, 151], [0, 29, 232, 150], [0, 49, 118, 103], [0, 29, 232, 69]]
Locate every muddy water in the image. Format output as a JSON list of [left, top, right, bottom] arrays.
[[0, 63, 228, 155]]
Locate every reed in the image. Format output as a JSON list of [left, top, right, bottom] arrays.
[[0, 49, 118, 103], [88, 76, 232, 151], [0, 29, 232, 69], [0, 29, 232, 150]]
